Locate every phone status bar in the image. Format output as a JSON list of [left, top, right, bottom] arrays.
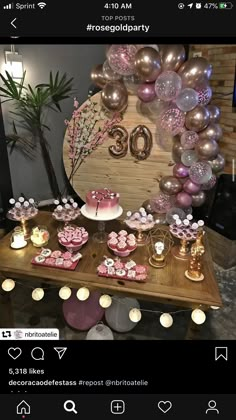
[[178, 2, 234, 9]]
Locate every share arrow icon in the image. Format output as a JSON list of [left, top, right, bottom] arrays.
[[54, 347, 67, 360]]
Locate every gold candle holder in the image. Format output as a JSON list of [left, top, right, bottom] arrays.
[[148, 228, 173, 269], [185, 230, 205, 282]]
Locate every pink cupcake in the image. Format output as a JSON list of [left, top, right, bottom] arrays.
[[127, 240, 136, 251], [71, 237, 82, 246], [119, 230, 128, 237], [82, 232, 89, 241], [117, 242, 128, 252], [60, 237, 71, 246], [108, 231, 118, 239], [127, 234, 135, 241], [108, 238, 118, 250]]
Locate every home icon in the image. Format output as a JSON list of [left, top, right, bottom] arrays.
[[16, 400, 31, 415]]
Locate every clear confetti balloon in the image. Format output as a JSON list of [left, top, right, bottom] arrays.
[[123, 74, 141, 94], [160, 106, 185, 135], [201, 174, 217, 190], [166, 207, 186, 224], [189, 161, 212, 184], [107, 44, 138, 76], [176, 88, 198, 112], [103, 59, 122, 81], [155, 71, 182, 102], [197, 85, 212, 105], [150, 193, 175, 214], [181, 150, 198, 167], [180, 131, 199, 150]]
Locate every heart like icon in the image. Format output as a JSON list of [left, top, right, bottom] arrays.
[[158, 401, 172, 414], [8, 347, 22, 360]]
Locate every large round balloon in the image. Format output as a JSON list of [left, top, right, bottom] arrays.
[[180, 131, 199, 150], [134, 47, 162, 82], [137, 83, 156, 102], [183, 179, 201, 194], [63, 290, 105, 331], [101, 81, 128, 112], [181, 150, 198, 167], [176, 88, 198, 112], [178, 57, 212, 88], [146, 97, 170, 116], [201, 174, 217, 190], [196, 138, 219, 160], [91, 64, 107, 88], [105, 297, 140, 333], [166, 207, 186, 224], [173, 163, 189, 178], [86, 323, 114, 340], [207, 105, 221, 123], [185, 105, 210, 132], [189, 161, 212, 184], [196, 85, 212, 106], [103, 59, 122, 81], [159, 176, 182, 195], [159, 44, 186, 72], [198, 123, 223, 142], [160, 106, 185, 135], [176, 191, 193, 208], [172, 139, 184, 163], [107, 44, 138, 76], [209, 154, 225, 173], [150, 193, 175, 213], [123, 74, 141, 94], [191, 191, 206, 207], [155, 71, 182, 101]]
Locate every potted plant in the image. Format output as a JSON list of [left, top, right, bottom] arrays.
[[0, 71, 74, 198]]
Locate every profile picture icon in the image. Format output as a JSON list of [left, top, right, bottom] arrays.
[[205, 400, 219, 415]]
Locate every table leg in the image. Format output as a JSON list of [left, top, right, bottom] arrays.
[[0, 285, 15, 328]]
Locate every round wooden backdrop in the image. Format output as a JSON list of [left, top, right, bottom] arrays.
[[63, 92, 174, 213]]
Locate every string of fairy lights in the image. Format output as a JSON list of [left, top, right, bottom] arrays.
[[1, 278, 220, 328]]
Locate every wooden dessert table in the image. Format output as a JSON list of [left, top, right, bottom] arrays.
[[0, 211, 222, 331]]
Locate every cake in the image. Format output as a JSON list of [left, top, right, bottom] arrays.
[[85, 188, 120, 218]]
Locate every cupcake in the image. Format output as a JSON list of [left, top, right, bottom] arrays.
[[108, 238, 118, 250], [71, 237, 82, 246], [119, 230, 128, 237], [108, 231, 118, 239], [127, 234, 135, 241], [60, 237, 71, 246], [127, 240, 136, 251], [82, 232, 89, 241], [117, 242, 128, 252]]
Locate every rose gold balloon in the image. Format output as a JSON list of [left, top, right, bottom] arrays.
[[191, 191, 206, 207], [178, 57, 212, 88], [172, 138, 184, 163], [134, 47, 162, 82], [159, 176, 183, 195], [185, 105, 210, 132], [91, 64, 107, 88], [206, 105, 221, 123], [209, 154, 225, 173], [198, 123, 223, 142], [196, 139, 219, 160], [159, 45, 186, 72], [101, 81, 128, 113]]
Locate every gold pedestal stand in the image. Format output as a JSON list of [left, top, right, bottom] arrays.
[[149, 253, 166, 268], [21, 219, 31, 240], [171, 239, 190, 260]]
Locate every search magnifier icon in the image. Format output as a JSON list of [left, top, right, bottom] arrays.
[[64, 400, 78, 414]]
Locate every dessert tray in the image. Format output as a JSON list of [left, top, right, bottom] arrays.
[[107, 230, 137, 257], [97, 257, 148, 282], [31, 248, 82, 271], [57, 225, 89, 252]]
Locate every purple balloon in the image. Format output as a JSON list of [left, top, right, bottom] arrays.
[[63, 290, 105, 331], [137, 83, 156, 102], [183, 179, 201, 194], [176, 191, 193, 208], [173, 163, 189, 178]]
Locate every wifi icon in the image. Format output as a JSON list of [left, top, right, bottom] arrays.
[[37, 2, 46, 8]]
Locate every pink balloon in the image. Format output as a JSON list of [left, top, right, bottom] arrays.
[[196, 85, 212, 106], [150, 193, 175, 214], [63, 290, 105, 331], [160, 106, 185, 135], [137, 83, 156, 102], [183, 179, 201, 194], [173, 163, 189, 178], [176, 191, 193, 208]]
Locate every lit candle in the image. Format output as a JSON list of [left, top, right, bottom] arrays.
[[11, 229, 26, 249]]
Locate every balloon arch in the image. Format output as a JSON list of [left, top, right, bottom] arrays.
[[90, 44, 225, 216]]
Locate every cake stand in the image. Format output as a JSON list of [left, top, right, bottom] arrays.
[[7, 211, 38, 240], [124, 221, 155, 246], [81, 205, 123, 243]]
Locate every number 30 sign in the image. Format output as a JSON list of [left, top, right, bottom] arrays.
[[108, 125, 153, 161]]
